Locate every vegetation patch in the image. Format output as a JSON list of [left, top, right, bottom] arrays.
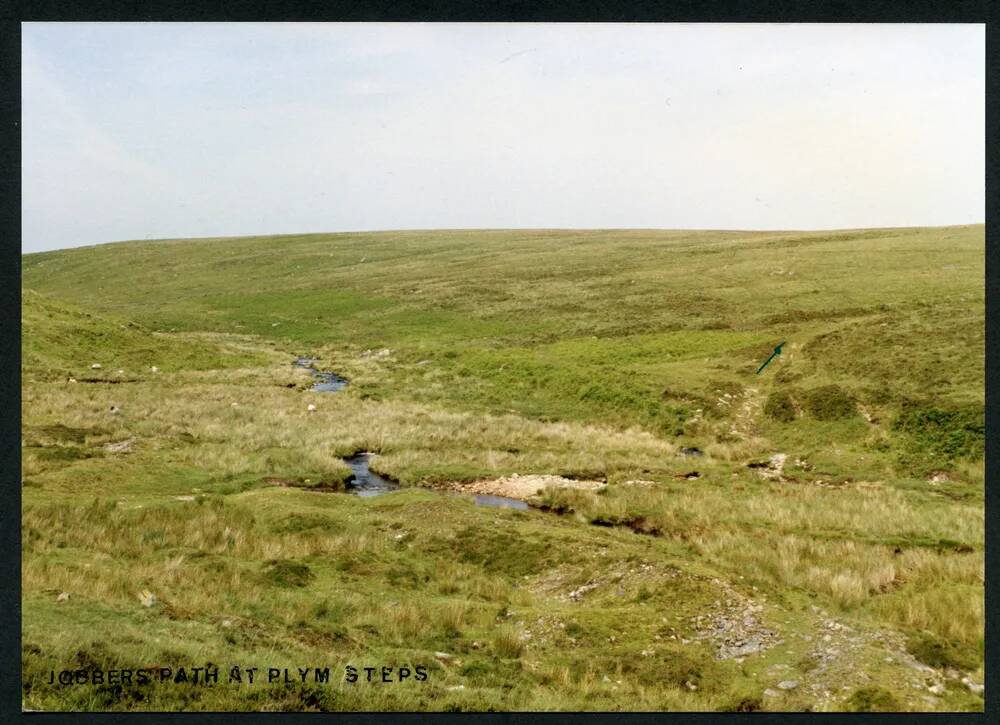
[[261, 559, 315, 588], [893, 401, 984, 462], [846, 686, 900, 712], [763, 390, 797, 422], [906, 632, 979, 671], [803, 384, 857, 421]]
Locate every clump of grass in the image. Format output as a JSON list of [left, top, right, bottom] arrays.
[[803, 384, 857, 421], [493, 625, 523, 659], [847, 686, 900, 712], [906, 632, 979, 671], [262, 559, 315, 588], [763, 390, 797, 422], [893, 401, 984, 462]]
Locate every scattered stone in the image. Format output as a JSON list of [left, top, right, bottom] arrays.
[[307, 403, 317, 412], [138, 590, 157, 607], [685, 681, 698, 691], [150, 366, 159, 373], [928, 683, 945, 695], [68, 378, 77, 383], [103, 438, 134, 453], [777, 680, 799, 690], [90, 363, 102, 370], [109, 405, 121, 414], [56, 592, 70, 602], [231, 402, 239, 407], [763, 688, 780, 697], [433, 651, 453, 660], [175, 495, 196, 502], [927, 471, 950, 485], [221, 619, 233, 628], [962, 678, 984, 695], [446, 685, 465, 691]]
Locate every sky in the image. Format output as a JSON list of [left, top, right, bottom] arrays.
[[21, 22, 985, 253]]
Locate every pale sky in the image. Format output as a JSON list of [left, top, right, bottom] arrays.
[[21, 22, 985, 253]]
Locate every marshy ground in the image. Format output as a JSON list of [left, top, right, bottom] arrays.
[[21, 226, 983, 711]]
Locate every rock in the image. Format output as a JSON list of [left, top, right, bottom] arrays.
[[56, 592, 70, 602], [307, 404, 317, 412], [231, 402, 239, 407], [109, 405, 121, 414], [680, 447, 703, 457], [103, 438, 134, 453], [928, 684, 945, 695], [138, 590, 157, 607], [175, 495, 195, 502], [964, 679, 984, 695], [685, 681, 698, 691], [434, 651, 453, 660], [117, 369, 124, 374], [68, 378, 77, 383], [221, 619, 233, 628], [446, 685, 464, 691], [763, 688, 780, 697], [91, 363, 102, 369], [777, 680, 799, 690], [150, 366, 159, 373]]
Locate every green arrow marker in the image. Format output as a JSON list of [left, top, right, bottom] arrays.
[[756, 341, 786, 374]]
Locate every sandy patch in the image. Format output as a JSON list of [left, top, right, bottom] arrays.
[[451, 473, 605, 502]]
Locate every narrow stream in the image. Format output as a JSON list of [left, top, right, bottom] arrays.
[[343, 453, 399, 498], [341, 452, 528, 510], [293, 356, 349, 392], [289, 356, 528, 510]]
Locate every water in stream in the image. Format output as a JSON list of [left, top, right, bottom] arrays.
[[342, 453, 528, 510], [293, 357, 349, 393], [343, 453, 399, 497], [290, 357, 526, 510]]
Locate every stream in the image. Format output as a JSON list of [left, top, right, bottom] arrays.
[[291, 357, 528, 510], [293, 356, 349, 392]]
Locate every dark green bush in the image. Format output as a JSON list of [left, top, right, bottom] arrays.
[[262, 559, 315, 588], [906, 632, 979, 671], [893, 402, 984, 461], [764, 390, 797, 422], [803, 385, 857, 421], [846, 686, 899, 712]]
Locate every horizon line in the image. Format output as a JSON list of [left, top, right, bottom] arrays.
[[22, 221, 986, 256]]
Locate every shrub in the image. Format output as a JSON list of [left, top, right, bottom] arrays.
[[893, 402, 984, 461], [847, 686, 899, 712], [803, 385, 857, 421], [764, 391, 797, 422], [906, 632, 979, 671], [262, 559, 314, 588]]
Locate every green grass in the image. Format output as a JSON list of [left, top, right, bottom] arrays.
[[21, 226, 984, 711]]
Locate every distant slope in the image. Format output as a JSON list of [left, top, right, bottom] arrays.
[[21, 289, 269, 380], [22, 226, 984, 466]]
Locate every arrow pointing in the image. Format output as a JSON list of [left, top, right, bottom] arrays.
[[756, 341, 786, 375]]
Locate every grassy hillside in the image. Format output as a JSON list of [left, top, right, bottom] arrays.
[[21, 226, 984, 712]]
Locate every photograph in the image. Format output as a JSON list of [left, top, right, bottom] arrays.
[[19, 21, 984, 712]]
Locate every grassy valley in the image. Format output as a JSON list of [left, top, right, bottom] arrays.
[[21, 226, 984, 711]]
